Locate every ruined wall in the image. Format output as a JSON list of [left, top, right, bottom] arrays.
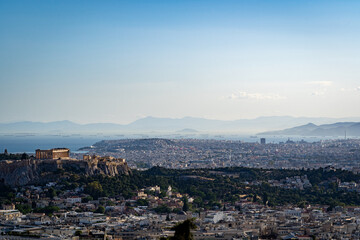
[[35, 149, 70, 160], [36, 150, 52, 159], [52, 149, 70, 159]]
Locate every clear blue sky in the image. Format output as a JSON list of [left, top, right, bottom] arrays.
[[1, 0, 360, 123]]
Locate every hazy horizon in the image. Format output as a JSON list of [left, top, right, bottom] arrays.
[[1, 1, 360, 124], [2, 115, 360, 125]]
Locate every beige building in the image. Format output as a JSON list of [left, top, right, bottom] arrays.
[[0, 210, 21, 221]]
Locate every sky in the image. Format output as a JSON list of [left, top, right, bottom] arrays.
[[1, 0, 360, 124]]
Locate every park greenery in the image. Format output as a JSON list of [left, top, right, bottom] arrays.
[[3, 166, 360, 213], [69, 166, 360, 209]]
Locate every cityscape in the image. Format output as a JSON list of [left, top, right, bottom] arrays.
[[80, 138, 360, 171], [2, 0, 360, 239], [1, 137, 360, 239]]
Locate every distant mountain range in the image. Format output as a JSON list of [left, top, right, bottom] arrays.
[[259, 122, 360, 136], [1, 116, 360, 135]]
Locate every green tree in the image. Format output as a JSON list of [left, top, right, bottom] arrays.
[[85, 181, 103, 199], [16, 204, 32, 214], [252, 194, 257, 203], [47, 188, 57, 199], [95, 205, 105, 214], [262, 193, 268, 206], [21, 153, 28, 160], [82, 196, 93, 203], [182, 196, 189, 212], [154, 204, 171, 214], [170, 218, 197, 240], [297, 201, 307, 209], [35, 206, 60, 216], [136, 199, 149, 206]]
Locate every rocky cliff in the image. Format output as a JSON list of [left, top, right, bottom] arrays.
[[0, 158, 131, 186]]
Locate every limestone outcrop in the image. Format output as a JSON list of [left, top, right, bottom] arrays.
[[0, 158, 131, 186]]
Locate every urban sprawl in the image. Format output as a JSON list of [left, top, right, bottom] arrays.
[[1, 138, 360, 240]]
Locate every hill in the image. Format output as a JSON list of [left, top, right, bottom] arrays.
[[259, 122, 360, 136], [0, 157, 131, 186]]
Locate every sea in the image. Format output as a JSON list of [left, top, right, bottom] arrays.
[[0, 134, 352, 154]]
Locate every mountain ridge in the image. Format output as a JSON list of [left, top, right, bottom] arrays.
[[1, 116, 360, 135], [259, 122, 360, 136]]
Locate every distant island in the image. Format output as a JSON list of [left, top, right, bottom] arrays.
[[176, 128, 198, 133]]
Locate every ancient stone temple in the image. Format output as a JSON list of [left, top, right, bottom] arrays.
[[35, 148, 70, 159]]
